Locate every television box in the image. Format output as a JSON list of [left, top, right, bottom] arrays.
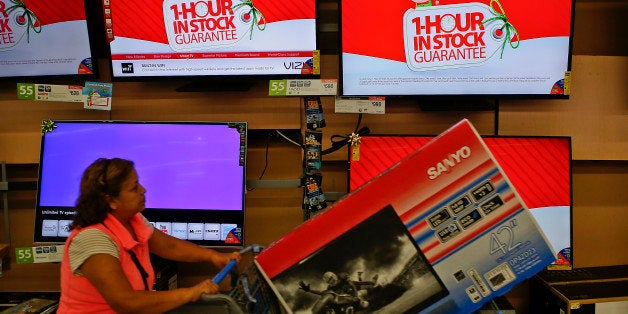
[[255, 119, 555, 313], [0, 298, 58, 314]]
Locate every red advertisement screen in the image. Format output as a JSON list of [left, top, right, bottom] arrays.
[[0, 0, 94, 77], [350, 135, 572, 268], [340, 0, 574, 96], [106, 0, 317, 78]]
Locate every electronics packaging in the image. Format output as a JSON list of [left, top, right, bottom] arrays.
[[254, 119, 555, 313]]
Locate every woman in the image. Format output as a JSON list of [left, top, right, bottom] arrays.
[[58, 158, 241, 313]]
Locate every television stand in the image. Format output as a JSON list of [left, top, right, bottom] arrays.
[[175, 79, 256, 92]]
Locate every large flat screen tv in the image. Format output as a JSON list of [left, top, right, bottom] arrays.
[[0, 0, 96, 79], [340, 0, 575, 97], [349, 135, 573, 269], [35, 120, 247, 248], [106, 0, 317, 82]]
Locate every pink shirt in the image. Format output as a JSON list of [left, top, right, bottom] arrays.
[[58, 213, 155, 313]]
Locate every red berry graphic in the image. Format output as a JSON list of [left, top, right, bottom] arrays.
[[16, 14, 26, 25], [241, 11, 252, 23], [491, 27, 505, 40]]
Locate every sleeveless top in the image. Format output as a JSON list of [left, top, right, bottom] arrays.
[[58, 213, 155, 313]]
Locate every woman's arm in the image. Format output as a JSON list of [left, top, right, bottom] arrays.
[[80, 253, 219, 313], [148, 229, 241, 268]]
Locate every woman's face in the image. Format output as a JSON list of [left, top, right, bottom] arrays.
[[108, 169, 146, 219]]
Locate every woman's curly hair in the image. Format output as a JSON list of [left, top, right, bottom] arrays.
[[71, 158, 135, 229]]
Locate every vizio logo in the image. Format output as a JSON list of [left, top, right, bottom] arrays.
[[121, 63, 134, 73], [283, 61, 305, 70]]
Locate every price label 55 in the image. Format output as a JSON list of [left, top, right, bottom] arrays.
[[15, 247, 35, 264], [268, 80, 287, 96], [17, 83, 36, 100]]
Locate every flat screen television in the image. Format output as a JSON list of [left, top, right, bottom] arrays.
[[340, 0, 575, 97], [0, 0, 96, 79], [349, 135, 573, 269], [35, 120, 247, 248], [106, 0, 317, 86]]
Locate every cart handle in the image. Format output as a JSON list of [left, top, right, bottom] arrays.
[[199, 294, 244, 314], [211, 244, 263, 284]]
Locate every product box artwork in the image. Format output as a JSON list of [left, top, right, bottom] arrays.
[[255, 119, 555, 313]]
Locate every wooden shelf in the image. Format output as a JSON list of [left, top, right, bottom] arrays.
[[0, 263, 60, 292]]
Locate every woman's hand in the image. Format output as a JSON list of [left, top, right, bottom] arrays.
[[187, 279, 221, 302], [212, 251, 241, 269]]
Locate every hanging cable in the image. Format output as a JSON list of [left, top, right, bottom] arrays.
[[275, 130, 303, 148], [247, 133, 271, 191]]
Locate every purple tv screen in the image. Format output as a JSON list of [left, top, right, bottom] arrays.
[[35, 121, 247, 247]]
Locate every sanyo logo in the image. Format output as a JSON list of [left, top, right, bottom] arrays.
[[427, 146, 472, 179]]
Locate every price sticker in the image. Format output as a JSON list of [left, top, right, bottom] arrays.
[[563, 71, 571, 96], [16, 83, 85, 102], [15, 247, 34, 264], [83, 81, 113, 111], [334, 96, 386, 114], [269, 80, 287, 96], [269, 79, 337, 96], [15, 245, 64, 264], [17, 83, 36, 100]]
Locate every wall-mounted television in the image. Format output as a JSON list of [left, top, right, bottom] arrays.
[[106, 0, 317, 86], [0, 0, 96, 79], [35, 120, 247, 248], [349, 135, 573, 269], [340, 0, 575, 97]]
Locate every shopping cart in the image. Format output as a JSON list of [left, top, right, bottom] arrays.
[[167, 244, 281, 314]]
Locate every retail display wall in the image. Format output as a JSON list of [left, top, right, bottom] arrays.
[[0, 1, 626, 313]]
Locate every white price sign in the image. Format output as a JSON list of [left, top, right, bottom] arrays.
[[334, 96, 385, 114], [17, 83, 84, 102], [15, 245, 64, 264], [269, 79, 337, 96]]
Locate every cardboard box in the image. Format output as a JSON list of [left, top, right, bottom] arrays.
[[254, 119, 555, 313]]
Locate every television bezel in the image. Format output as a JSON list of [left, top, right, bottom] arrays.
[[33, 120, 248, 248]]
